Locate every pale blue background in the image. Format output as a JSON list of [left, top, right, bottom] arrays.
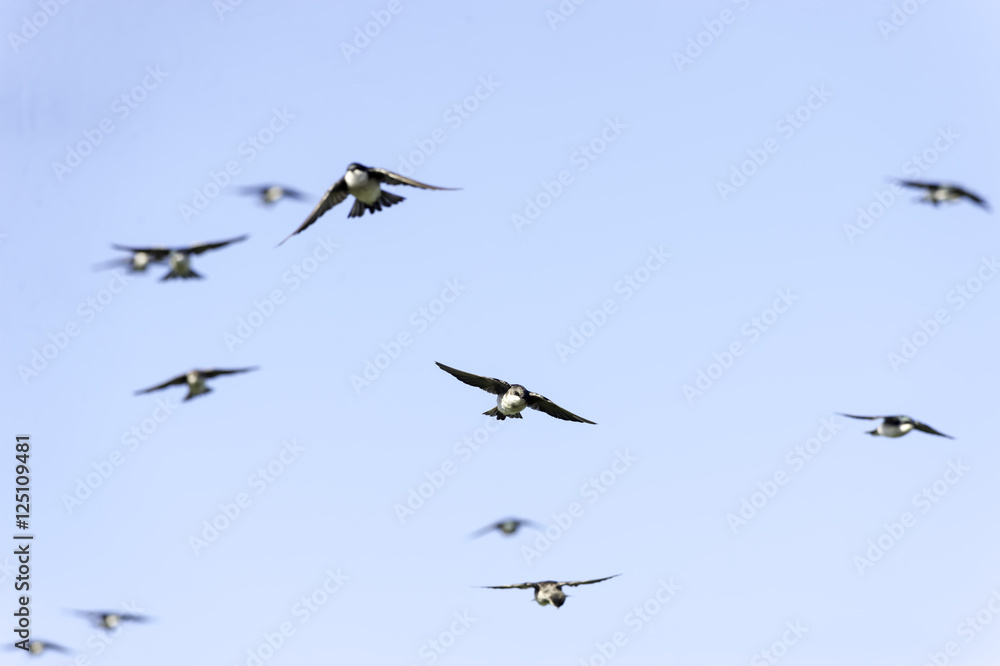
[[4, 1, 1000, 665]]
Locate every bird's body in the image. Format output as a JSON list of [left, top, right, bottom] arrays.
[[482, 575, 619, 608], [436, 362, 596, 424], [838, 413, 954, 439], [22, 640, 69, 655], [135, 367, 257, 401], [278, 163, 458, 244], [95, 246, 170, 273], [898, 180, 990, 211]]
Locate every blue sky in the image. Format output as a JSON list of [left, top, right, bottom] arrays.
[[5, 1, 1000, 664]]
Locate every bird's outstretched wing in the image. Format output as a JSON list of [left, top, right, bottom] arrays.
[[955, 187, 990, 210], [200, 367, 258, 379], [135, 374, 188, 394], [558, 574, 620, 588], [897, 180, 937, 191], [912, 420, 955, 439], [481, 582, 536, 590], [526, 393, 596, 424], [109, 244, 172, 259], [469, 523, 503, 539], [370, 168, 460, 191], [436, 362, 511, 395], [185, 235, 249, 255], [278, 180, 349, 245], [836, 413, 882, 420]]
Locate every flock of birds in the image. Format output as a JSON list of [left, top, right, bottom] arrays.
[[26, 164, 986, 657]]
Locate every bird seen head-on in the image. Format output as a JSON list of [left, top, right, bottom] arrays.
[[509, 385, 527, 398]]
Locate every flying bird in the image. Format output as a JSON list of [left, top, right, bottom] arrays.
[[469, 518, 542, 539], [838, 413, 954, 439], [95, 245, 171, 273], [278, 163, 458, 244], [481, 575, 620, 608], [436, 362, 596, 423], [898, 180, 990, 211], [13, 640, 70, 655], [135, 367, 258, 401], [238, 184, 308, 205], [159, 235, 249, 280], [71, 610, 150, 630]]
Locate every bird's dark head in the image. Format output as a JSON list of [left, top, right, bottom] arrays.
[[510, 385, 527, 398], [346, 162, 368, 172]]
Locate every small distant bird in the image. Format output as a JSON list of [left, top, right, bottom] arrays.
[[95, 245, 171, 273], [160, 235, 248, 280], [898, 180, 990, 211], [278, 163, 458, 244], [838, 413, 954, 439], [238, 184, 308, 205], [72, 610, 150, 630], [481, 575, 620, 608], [135, 367, 258, 401], [436, 362, 596, 423], [470, 518, 542, 539], [18, 640, 70, 655]]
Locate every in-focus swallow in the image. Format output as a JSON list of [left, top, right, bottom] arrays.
[[838, 413, 954, 439], [436, 362, 596, 423], [898, 180, 990, 211], [481, 575, 620, 608], [469, 518, 542, 539], [135, 367, 257, 401], [239, 184, 308, 205], [95, 245, 171, 273], [159, 235, 248, 280], [278, 163, 458, 244], [72, 610, 150, 630]]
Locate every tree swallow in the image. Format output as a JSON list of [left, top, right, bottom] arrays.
[[15, 640, 70, 655], [71, 610, 150, 630], [838, 413, 954, 439], [278, 163, 458, 244], [95, 245, 171, 273], [238, 184, 308, 205], [135, 367, 258, 401], [481, 575, 620, 608], [109, 235, 247, 280], [469, 518, 542, 539], [898, 180, 990, 211], [435, 362, 596, 424]]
